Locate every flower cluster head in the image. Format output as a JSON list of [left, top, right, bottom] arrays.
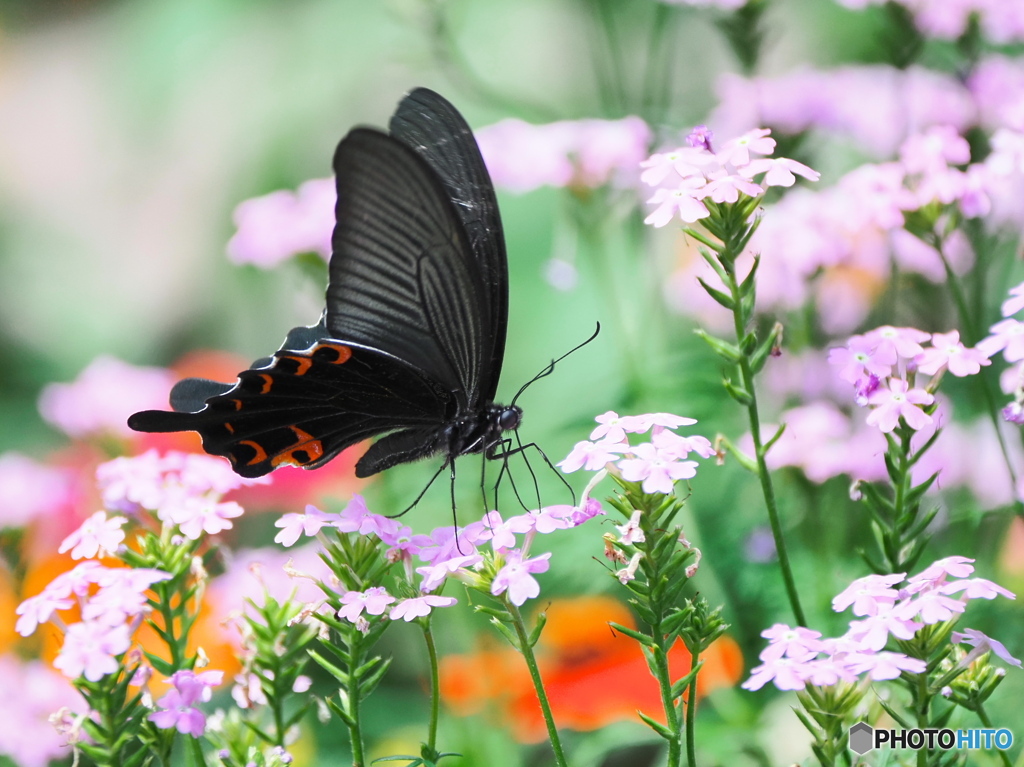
[[16, 561, 172, 681], [559, 411, 715, 494], [97, 450, 265, 540], [744, 557, 1017, 692], [281, 494, 603, 612], [835, 0, 1024, 44], [641, 126, 819, 228], [828, 325, 991, 433]]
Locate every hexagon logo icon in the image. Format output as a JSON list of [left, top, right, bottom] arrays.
[[849, 722, 874, 755]]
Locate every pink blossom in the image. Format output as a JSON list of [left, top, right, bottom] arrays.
[[53, 621, 133, 681], [490, 550, 551, 606], [149, 669, 224, 737], [226, 178, 335, 268], [644, 180, 711, 227], [940, 578, 1016, 601], [1002, 281, 1024, 317], [740, 157, 821, 187], [59, 512, 127, 560], [0, 656, 82, 767], [274, 504, 334, 547], [827, 335, 895, 385], [617, 442, 699, 493], [558, 439, 624, 473], [832, 573, 906, 616], [899, 125, 971, 173], [864, 326, 931, 361], [652, 429, 715, 459], [416, 553, 483, 592], [741, 656, 812, 691], [474, 510, 528, 551], [952, 628, 1022, 667], [476, 116, 651, 193], [337, 587, 396, 622], [640, 147, 712, 186], [757, 624, 823, 662], [169, 498, 244, 539], [207, 544, 331, 615], [847, 650, 927, 680], [978, 318, 1024, 362], [715, 128, 776, 166], [865, 379, 934, 432], [845, 606, 922, 651], [908, 555, 976, 584], [0, 452, 73, 529], [915, 331, 991, 377], [568, 498, 605, 526], [332, 494, 390, 537], [16, 589, 74, 637], [908, 589, 968, 624], [969, 56, 1024, 132], [590, 410, 656, 441], [389, 595, 458, 622], [38, 356, 175, 440], [615, 510, 646, 545], [81, 568, 171, 626]]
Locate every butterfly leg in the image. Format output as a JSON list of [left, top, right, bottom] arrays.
[[393, 458, 450, 518], [489, 438, 578, 508]]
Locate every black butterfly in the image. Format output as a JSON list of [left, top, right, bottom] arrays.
[[128, 88, 522, 481]]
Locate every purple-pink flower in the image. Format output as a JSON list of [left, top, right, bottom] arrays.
[[274, 504, 335, 547], [617, 442, 699, 494], [491, 550, 552, 606], [58, 512, 127, 560], [0, 452, 73, 529], [336, 587, 396, 622], [865, 378, 934, 432], [389, 595, 458, 622], [915, 330, 991, 377], [53, 621, 132, 681], [148, 669, 224, 737]]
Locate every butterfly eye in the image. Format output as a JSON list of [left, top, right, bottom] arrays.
[[499, 407, 521, 431]]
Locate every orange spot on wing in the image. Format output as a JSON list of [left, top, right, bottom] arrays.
[[271, 426, 325, 468], [224, 423, 235, 434], [282, 355, 313, 376], [258, 374, 273, 394], [230, 399, 243, 411], [318, 343, 352, 364], [239, 440, 269, 465]]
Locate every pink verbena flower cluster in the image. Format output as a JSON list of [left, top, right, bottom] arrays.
[[475, 116, 652, 193], [16, 560, 172, 681], [711, 66, 974, 158], [743, 556, 1017, 691], [641, 127, 819, 228], [0, 655, 83, 767], [836, 0, 1024, 43], [664, 124, 1024, 335], [226, 178, 336, 268], [559, 411, 715, 494], [97, 450, 265, 540], [828, 325, 991, 433], [0, 451, 73, 529], [277, 494, 603, 611]]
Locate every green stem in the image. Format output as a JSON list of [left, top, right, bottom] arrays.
[[422, 622, 441, 752], [507, 602, 568, 767], [685, 652, 699, 767], [976, 704, 1014, 767], [723, 261, 807, 626], [651, 636, 682, 767], [347, 632, 366, 767]]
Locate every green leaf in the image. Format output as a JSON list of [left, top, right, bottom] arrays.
[[637, 709, 674, 740], [696, 277, 736, 310], [694, 329, 742, 362], [609, 621, 654, 646], [308, 649, 351, 686], [723, 379, 752, 405]]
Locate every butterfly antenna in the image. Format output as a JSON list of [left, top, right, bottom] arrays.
[[510, 322, 600, 407]]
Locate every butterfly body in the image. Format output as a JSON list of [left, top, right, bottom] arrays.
[[129, 88, 518, 480]]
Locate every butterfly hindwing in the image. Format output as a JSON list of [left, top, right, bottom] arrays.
[[129, 334, 456, 478]]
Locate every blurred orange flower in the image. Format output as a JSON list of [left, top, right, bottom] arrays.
[[440, 594, 743, 742]]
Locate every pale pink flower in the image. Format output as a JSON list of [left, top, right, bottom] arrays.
[[866, 379, 934, 432], [59, 512, 127, 560], [617, 442, 699, 494], [952, 628, 1022, 667], [416, 553, 483, 592], [490, 550, 551, 606], [979, 318, 1024, 362], [389, 595, 458, 622], [615, 510, 646, 545], [740, 157, 821, 187], [38, 356, 174, 440], [757, 624, 823, 662], [0, 656, 82, 767], [274, 504, 334, 547], [170, 498, 244, 539], [53, 621, 133, 681], [149, 669, 224, 737], [832, 573, 906, 616], [915, 331, 991, 377], [644, 179, 711, 227], [337, 587, 395, 622], [558, 439, 624, 473], [226, 178, 335, 268], [0, 452, 72, 529], [1001, 281, 1024, 317]]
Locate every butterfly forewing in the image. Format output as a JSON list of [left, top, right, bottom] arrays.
[[389, 88, 509, 400], [327, 128, 489, 407]]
